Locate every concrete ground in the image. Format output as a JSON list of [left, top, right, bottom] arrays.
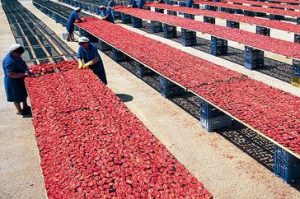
[[0, 0, 299, 198]]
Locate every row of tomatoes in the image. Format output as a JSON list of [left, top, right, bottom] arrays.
[[222, 0, 300, 10], [115, 7, 300, 59], [25, 61, 212, 198], [77, 17, 300, 155], [29, 61, 78, 76], [196, 0, 300, 17], [145, 2, 300, 34]]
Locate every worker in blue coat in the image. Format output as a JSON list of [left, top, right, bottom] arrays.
[[128, 0, 145, 8], [77, 37, 107, 84], [98, 5, 114, 23], [2, 44, 31, 116], [66, 7, 82, 42], [128, 0, 138, 8], [107, 0, 116, 21], [137, 0, 146, 8], [186, 0, 194, 8]]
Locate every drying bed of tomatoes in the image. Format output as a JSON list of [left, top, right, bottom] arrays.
[[25, 61, 212, 198], [145, 3, 300, 34], [76, 18, 300, 155], [115, 7, 300, 59], [223, 0, 300, 10], [195, 0, 300, 17], [29, 60, 77, 76], [249, 0, 300, 4]]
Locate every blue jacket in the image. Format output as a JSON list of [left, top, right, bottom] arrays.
[[99, 8, 114, 23], [77, 43, 107, 84], [137, 0, 145, 8], [66, 11, 80, 32], [186, 0, 193, 8], [107, 0, 116, 10], [2, 53, 28, 102]]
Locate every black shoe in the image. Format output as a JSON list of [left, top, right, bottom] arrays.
[[22, 106, 32, 117]]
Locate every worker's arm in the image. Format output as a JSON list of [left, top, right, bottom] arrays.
[[78, 59, 84, 69], [83, 57, 99, 69], [100, 15, 108, 20], [8, 72, 27, 78], [5, 62, 27, 78]]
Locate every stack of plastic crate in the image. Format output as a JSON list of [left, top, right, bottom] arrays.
[[256, 26, 270, 36], [226, 20, 239, 29], [210, 36, 228, 56], [131, 16, 143, 28], [291, 60, 300, 87], [204, 16, 215, 24], [150, 21, 163, 33], [274, 146, 300, 183], [244, 46, 264, 69], [181, 28, 197, 46], [163, 24, 177, 38], [200, 99, 233, 132]]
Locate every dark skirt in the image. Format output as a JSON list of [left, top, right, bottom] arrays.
[[90, 62, 107, 85], [66, 23, 75, 33], [4, 76, 27, 103]]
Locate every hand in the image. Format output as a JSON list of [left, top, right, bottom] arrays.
[[82, 63, 89, 69], [83, 61, 93, 69], [78, 60, 84, 69]]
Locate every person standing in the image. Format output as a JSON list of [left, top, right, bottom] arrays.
[[128, 0, 145, 8], [128, 0, 138, 8], [186, 0, 194, 8], [137, 0, 146, 8], [2, 44, 31, 116], [77, 37, 107, 84], [66, 7, 82, 42], [107, 0, 116, 21], [98, 5, 114, 23]]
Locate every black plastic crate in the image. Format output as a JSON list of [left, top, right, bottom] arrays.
[[244, 10, 255, 17], [256, 26, 270, 36], [200, 99, 224, 119], [292, 60, 300, 77], [155, 8, 164, 13], [234, 9, 244, 14], [244, 46, 264, 69], [135, 64, 153, 78], [150, 21, 163, 33], [167, 10, 177, 16], [98, 41, 112, 51], [297, 17, 300, 25], [131, 16, 143, 28], [255, 12, 267, 17], [121, 13, 131, 24], [269, 14, 284, 20], [112, 49, 127, 62], [193, 4, 200, 9], [163, 24, 177, 38], [226, 20, 239, 29], [184, 13, 195, 20], [274, 146, 300, 166], [159, 76, 185, 98], [203, 16, 215, 24], [200, 115, 233, 132], [181, 29, 196, 38], [204, 5, 218, 11], [274, 162, 300, 183], [295, 34, 300, 44], [210, 36, 228, 56]]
